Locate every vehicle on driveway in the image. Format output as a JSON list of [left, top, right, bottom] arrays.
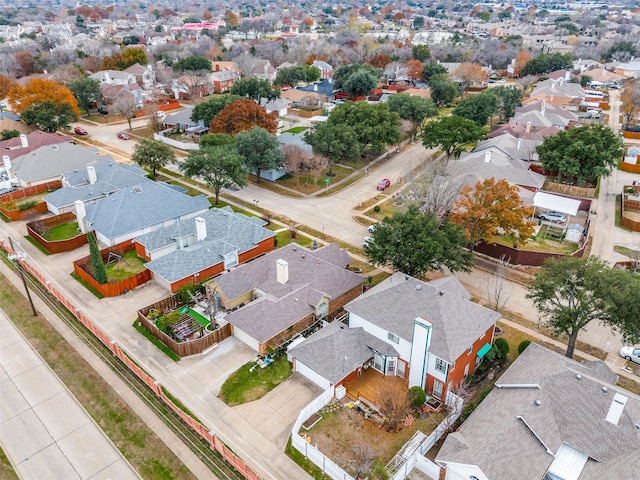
[[368, 223, 378, 233], [362, 236, 373, 247], [377, 178, 391, 191], [620, 346, 640, 365], [73, 126, 88, 135], [117, 132, 130, 140], [538, 211, 567, 223]]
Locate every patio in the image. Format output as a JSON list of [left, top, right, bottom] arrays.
[[344, 367, 408, 410]]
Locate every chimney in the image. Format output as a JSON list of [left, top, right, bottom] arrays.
[[484, 150, 492, 163], [20, 134, 28, 148], [517, 138, 522, 149], [2, 155, 11, 172], [87, 165, 97, 185], [74, 200, 87, 233], [276, 259, 289, 284], [526, 121, 532, 133], [215, 64, 220, 72], [541, 101, 546, 117], [195, 217, 207, 242], [605, 393, 627, 425], [565, 70, 570, 80], [313, 84, 318, 91]]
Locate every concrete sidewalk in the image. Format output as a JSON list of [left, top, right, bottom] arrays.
[[0, 308, 141, 480]]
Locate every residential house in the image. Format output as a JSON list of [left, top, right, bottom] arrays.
[[89, 70, 137, 86], [209, 69, 239, 94], [211, 61, 240, 75], [6, 143, 101, 188], [172, 73, 212, 99], [124, 63, 155, 89], [291, 273, 500, 402], [206, 243, 363, 355], [436, 343, 640, 480], [277, 132, 313, 160], [43, 159, 148, 214], [528, 77, 585, 107], [251, 59, 277, 82], [76, 181, 209, 247], [312, 61, 333, 79], [262, 97, 291, 116], [615, 58, 640, 78], [281, 89, 327, 111], [298, 79, 334, 100], [134, 207, 276, 293], [100, 82, 144, 108], [162, 106, 198, 130], [511, 100, 578, 130]]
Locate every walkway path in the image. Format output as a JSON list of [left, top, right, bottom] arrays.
[[0, 308, 141, 480]]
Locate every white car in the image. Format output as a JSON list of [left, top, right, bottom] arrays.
[[362, 236, 373, 247], [620, 346, 640, 365], [368, 223, 378, 233]]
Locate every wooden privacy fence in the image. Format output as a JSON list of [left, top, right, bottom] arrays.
[[620, 190, 640, 232], [26, 212, 88, 254], [0, 180, 61, 220], [1, 240, 262, 480], [475, 239, 587, 267]]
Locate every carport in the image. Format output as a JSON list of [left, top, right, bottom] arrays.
[[533, 192, 580, 225]]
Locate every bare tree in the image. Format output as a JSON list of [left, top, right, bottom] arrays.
[[516, 74, 537, 92], [108, 95, 137, 131], [308, 155, 328, 189], [335, 437, 377, 480], [282, 144, 308, 187], [485, 255, 512, 313], [411, 161, 469, 224], [173, 71, 211, 99], [233, 52, 260, 78], [375, 379, 410, 432]]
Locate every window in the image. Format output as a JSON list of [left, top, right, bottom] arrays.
[[397, 359, 406, 378], [435, 358, 447, 374], [374, 353, 385, 372], [388, 332, 400, 344], [386, 357, 396, 376], [223, 252, 238, 269], [316, 301, 328, 319], [450, 361, 456, 371], [433, 380, 443, 399], [464, 364, 470, 379], [467, 346, 473, 355]]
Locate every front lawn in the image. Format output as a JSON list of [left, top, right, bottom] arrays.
[[276, 165, 355, 194], [219, 355, 292, 406], [283, 126, 309, 134]]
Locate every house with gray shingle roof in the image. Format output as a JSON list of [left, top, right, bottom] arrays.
[[78, 181, 209, 246], [44, 158, 148, 214], [205, 243, 363, 355], [339, 273, 500, 403], [436, 343, 640, 480], [134, 207, 276, 293]]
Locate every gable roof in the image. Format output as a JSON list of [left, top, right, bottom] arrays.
[[289, 321, 399, 384], [530, 78, 585, 99], [164, 106, 196, 127], [345, 273, 501, 363], [83, 182, 209, 240], [1, 130, 73, 161], [214, 243, 363, 343], [10, 143, 101, 183], [437, 343, 640, 480], [137, 207, 275, 282]]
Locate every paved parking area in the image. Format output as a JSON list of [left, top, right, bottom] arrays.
[[0, 309, 141, 480]]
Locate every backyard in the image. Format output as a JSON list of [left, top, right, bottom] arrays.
[[42, 221, 80, 241], [219, 355, 292, 406], [104, 249, 147, 282]]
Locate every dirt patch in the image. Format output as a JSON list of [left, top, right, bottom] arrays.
[[306, 403, 446, 476]]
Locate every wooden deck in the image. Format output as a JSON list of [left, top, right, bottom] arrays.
[[344, 367, 408, 408]]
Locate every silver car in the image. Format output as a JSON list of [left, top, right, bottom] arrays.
[[538, 211, 567, 223]]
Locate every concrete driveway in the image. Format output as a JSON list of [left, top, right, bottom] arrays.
[[233, 373, 322, 450]]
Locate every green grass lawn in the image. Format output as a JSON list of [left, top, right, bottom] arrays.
[[105, 250, 147, 282], [283, 126, 308, 134], [0, 446, 18, 480], [185, 308, 210, 327], [219, 355, 292, 406], [42, 222, 79, 241]]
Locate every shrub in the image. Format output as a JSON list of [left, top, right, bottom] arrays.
[[494, 337, 510, 358], [175, 283, 204, 303], [408, 386, 427, 406], [517, 339, 532, 354], [484, 347, 497, 363], [373, 205, 381, 214], [88, 231, 107, 284]]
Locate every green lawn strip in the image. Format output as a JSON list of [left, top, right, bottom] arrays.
[[0, 273, 196, 480], [24, 235, 52, 255], [42, 221, 79, 241], [185, 307, 210, 327], [249, 178, 304, 198], [316, 171, 365, 197], [70, 271, 104, 299], [0, 446, 18, 480], [365, 270, 392, 287], [283, 127, 309, 134], [132, 320, 180, 362], [284, 437, 331, 480], [161, 387, 203, 424], [219, 355, 292, 406], [614, 245, 640, 259]]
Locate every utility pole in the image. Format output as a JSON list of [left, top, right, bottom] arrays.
[[8, 237, 37, 316]]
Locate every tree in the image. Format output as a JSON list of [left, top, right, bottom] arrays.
[[405, 60, 424, 83], [67, 78, 101, 115], [450, 178, 535, 248], [0, 74, 16, 99], [536, 124, 623, 184], [21, 101, 77, 132], [326, 102, 401, 152], [332, 64, 381, 92], [343, 69, 378, 97], [8, 78, 79, 117], [101, 49, 148, 70], [422, 115, 487, 158], [191, 94, 243, 126], [130, 138, 176, 178], [490, 85, 523, 121], [174, 71, 211, 100], [521, 52, 573, 76], [604, 40, 638, 62], [411, 162, 469, 222], [513, 50, 531, 77], [620, 78, 640, 129], [428, 73, 460, 106], [526, 256, 639, 358], [180, 145, 247, 205], [1, 129, 20, 140], [367, 53, 392, 69], [375, 380, 410, 432], [198, 133, 233, 148], [234, 127, 284, 183], [88, 230, 107, 284], [273, 65, 320, 86], [304, 122, 360, 175], [173, 55, 212, 72], [209, 99, 278, 135], [386, 93, 438, 141], [230, 77, 279, 103], [422, 62, 447, 81], [108, 96, 137, 131], [364, 204, 473, 277], [453, 62, 488, 96], [452, 91, 499, 127]]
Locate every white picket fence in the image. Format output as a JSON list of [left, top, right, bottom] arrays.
[[291, 390, 464, 480]]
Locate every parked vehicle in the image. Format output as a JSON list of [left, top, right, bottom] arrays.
[[538, 211, 567, 223], [377, 178, 391, 191], [620, 346, 640, 365], [117, 132, 130, 140], [73, 126, 88, 135], [362, 236, 373, 247], [368, 223, 378, 233]]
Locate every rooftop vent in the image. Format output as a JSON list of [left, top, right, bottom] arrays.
[[439, 291, 444, 296], [535, 400, 542, 406], [576, 374, 582, 380], [602, 386, 608, 393], [415, 284, 422, 292], [132, 185, 143, 194], [605, 393, 627, 425]]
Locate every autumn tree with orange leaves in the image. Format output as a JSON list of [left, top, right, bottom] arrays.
[[406, 59, 424, 82], [0, 74, 16, 99], [514, 51, 531, 77], [209, 99, 277, 136], [450, 178, 535, 249], [453, 62, 488, 96], [8, 78, 80, 117]]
